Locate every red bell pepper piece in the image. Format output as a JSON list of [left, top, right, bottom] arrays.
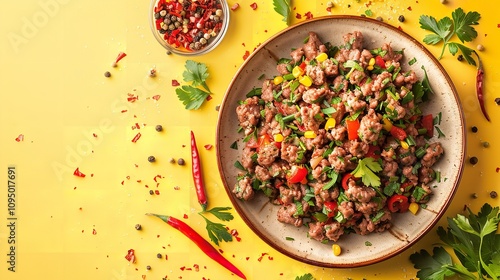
[[346, 119, 360, 140], [341, 173, 353, 190], [375, 55, 386, 68], [287, 166, 308, 184], [420, 114, 434, 138], [390, 125, 407, 141], [324, 201, 338, 218]]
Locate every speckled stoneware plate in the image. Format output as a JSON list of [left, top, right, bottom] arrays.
[[216, 16, 465, 268]]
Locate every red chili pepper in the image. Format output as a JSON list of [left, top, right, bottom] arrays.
[[341, 173, 353, 190], [474, 52, 490, 122], [147, 214, 246, 279], [287, 165, 308, 184], [387, 194, 409, 213], [124, 249, 136, 263], [191, 131, 208, 211]]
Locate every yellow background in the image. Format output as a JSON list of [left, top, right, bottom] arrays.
[[0, 0, 499, 279]]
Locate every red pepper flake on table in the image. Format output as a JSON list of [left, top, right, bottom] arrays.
[[15, 134, 24, 142], [73, 167, 86, 178], [153, 0, 225, 52], [250, 2, 257, 10], [112, 52, 127, 67]]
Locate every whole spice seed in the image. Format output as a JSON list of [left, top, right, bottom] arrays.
[[112, 52, 127, 67], [177, 158, 185, 165], [155, 125, 163, 132], [490, 191, 498, 198], [104, 71, 111, 78], [135, 224, 142, 230], [398, 15, 405, 22], [149, 190, 154, 195], [469, 156, 478, 165], [495, 97, 500, 105], [471, 126, 478, 133], [156, 253, 163, 259], [148, 156, 156, 162], [191, 131, 208, 211], [146, 214, 246, 279]]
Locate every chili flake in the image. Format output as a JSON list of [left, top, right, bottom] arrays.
[[304, 11, 313, 20], [250, 2, 257, 10], [152, 95, 161, 101], [172, 79, 180, 86], [132, 132, 142, 143], [243, 50, 250, 60], [125, 249, 137, 263], [231, 3, 239, 11], [113, 52, 127, 67], [73, 168, 86, 178], [15, 134, 24, 142], [204, 144, 213, 150]]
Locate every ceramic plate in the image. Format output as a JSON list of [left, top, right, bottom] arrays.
[[216, 16, 465, 268]]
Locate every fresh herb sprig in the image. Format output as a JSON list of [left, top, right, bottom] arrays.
[[351, 157, 382, 187], [175, 60, 212, 110], [273, 0, 291, 25], [419, 8, 480, 66], [295, 273, 315, 280], [199, 207, 235, 246], [410, 203, 500, 280]]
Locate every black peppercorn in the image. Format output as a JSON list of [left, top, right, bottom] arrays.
[[457, 54, 464, 61], [104, 71, 111, 78], [148, 156, 156, 162], [469, 156, 478, 165], [149, 190, 154, 195], [135, 224, 142, 230], [155, 125, 163, 132], [177, 158, 185, 165], [146, 265, 151, 270], [495, 97, 500, 105], [490, 191, 498, 198], [398, 15, 405, 22], [471, 126, 478, 133], [157, 253, 163, 259]]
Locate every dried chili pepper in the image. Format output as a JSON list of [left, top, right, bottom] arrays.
[[191, 131, 208, 211], [146, 213, 246, 279], [112, 52, 127, 67], [474, 51, 490, 122]]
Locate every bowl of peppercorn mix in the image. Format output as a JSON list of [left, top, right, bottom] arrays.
[[149, 0, 229, 56]]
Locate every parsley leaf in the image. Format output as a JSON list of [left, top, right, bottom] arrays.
[[183, 60, 211, 92], [273, 0, 291, 25], [295, 273, 315, 280], [200, 214, 233, 246], [419, 8, 480, 66], [175, 86, 210, 110], [204, 207, 234, 222], [410, 203, 500, 280], [350, 157, 382, 187], [175, 60, 212, 110]]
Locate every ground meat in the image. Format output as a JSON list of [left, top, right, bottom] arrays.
[[254, 165, 271, 182], [303, 32, 324, 60], [261, 79, 278, 102], [338, 201, 355, 220], [303, 87, 327, 104], [402, 166, 418, 185], [329, 125, 347, 141], [343, 89, 366, 113], [268, 160, 289, 179], [279, 185, 303, 205], [277, 203, 302, 227], [299, 104, 322, 131], [421, 142, 444, 167], [343, 31, 364, 50], [349, 69, 366, 85], [397, 146, 417, 166], [241, 147, 255, 171], [290, 47, 304, 63], [328, 147, 349, 173], [332, 75, 348, 94], [233, 176, 254, 201], [306, 64, 326, 85], [382, 160, 398, 177], [344, 140, 369, 158], [371, 71, 392, 93], [280, 141, 300, 164], [236, 96, 262, 135], [257, 144, 280, 167], [419, 166, 436, 184], [345, 180, 377, 203], [276, 63, 290, 75], [355, 200, 382, 215], [322, 59, 338, 76], [358, 109, 382, 143], [324, 221, 344, 241], [308, 222, 325, 241]]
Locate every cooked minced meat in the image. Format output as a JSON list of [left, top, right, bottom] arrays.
[[234, 30, 443, 244]]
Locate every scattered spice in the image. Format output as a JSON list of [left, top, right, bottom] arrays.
[[149, 190, 154, 195], [135, 224, 142, 230], [495, 97, 500, 105], [177, 158, 185, 165], [490, 191, 498, 198], [471, 193, 478, 199], [250, 2, 257, 10], [457, 54, 464, 61], [376, 16, 383, 21], [15, 134, 24, 142], [155, 125, 163, 132], [73, 168, 86, 178], [398, 15, 405, 22], [125, 249, 136, 263], [148, 156, 156, 163], [471, 126, 478, 133], [113, 52, 127, 67], [157, 253, 163, 259], [231, 3, 239, 11], [146, 265, 151, 271], [476, 44, 485, 51], [149, 68, 157, 77], [169, 158, 176, 164], [469, 156, 478, 165], [132, 132, 142, 143], [482, 141, 490, 148], [473, 51, 490, 121], [146, 214, 246, 279], [172, 79, 180, 86], [104, 71, 111, 78]]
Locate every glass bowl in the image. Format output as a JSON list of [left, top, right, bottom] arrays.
[[149, 0, 230, 56]]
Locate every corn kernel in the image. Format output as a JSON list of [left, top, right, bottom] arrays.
[[332, 244, 342, 256], [409, 202, 419, 215], [292, 66, 304, 78], [304, 130, 317, 139], [273, 133, 284, 142], [367, 65, 374, 71], [369, 57, 376, 66], [299, 75, 313, 87], [400, 140, 409, 150], [382, 118, 393, 131], [316, 52, 328, 62], [273, 76, 284, 85], [324, 118, 336, 130]]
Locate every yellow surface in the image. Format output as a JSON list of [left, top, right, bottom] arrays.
[[0, 0, 499, 279]]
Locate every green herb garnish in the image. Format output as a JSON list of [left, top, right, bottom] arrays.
[[351, 157, 382, 187], [273, 0, 291, 25], [176, 60, 212, 110]]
